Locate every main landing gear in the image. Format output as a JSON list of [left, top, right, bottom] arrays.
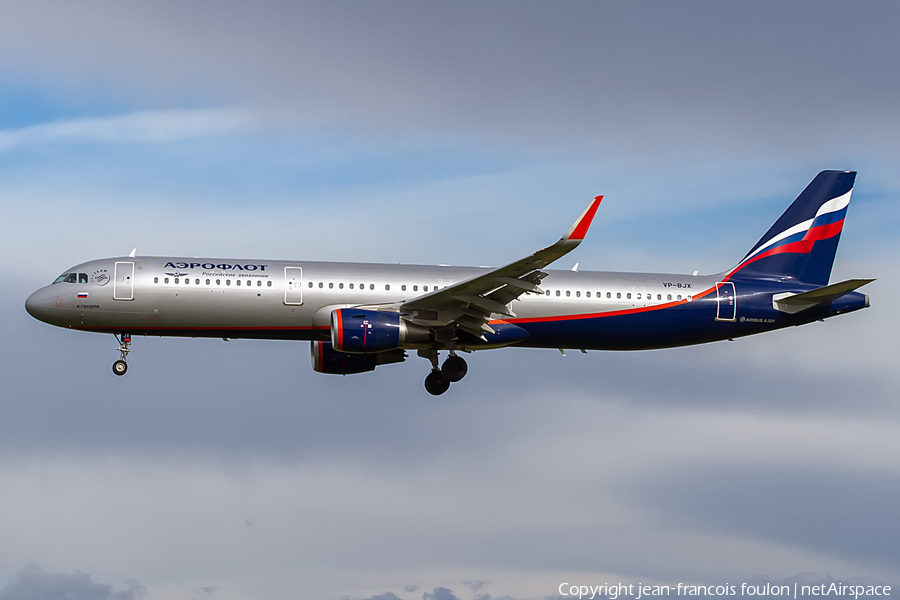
[[419, 349, 468, 396], [112, 333, 131, 376]]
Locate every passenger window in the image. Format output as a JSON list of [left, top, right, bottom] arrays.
[[360, 283, 365, 289], [79, 273, 88, 283], [385, 284, 390, 291], [370, 284, 375, 290], [349, 283, 354, 289], [423, 285, 428, 292], [636, 293, 641, 300], [328, 283, 333, 289], [586, 291, 591, 298], [206, 279, 211, 285], [677, 294, 682, 300], [235, 280, 240, 286], [413, 285, 418, 292], [308, 282, 313, 288], [267, 281, 272, 287], [257, 280, 262, 286], [657, 294, 662, 300], [154, 277, 159, 284], [175, 278, 180, 284], [318, 282, 323, 288], [556, 290, 560, 297], [401, 285, 407, 291], [184, 278, 189, 284], [627, 293, 632, 299], [339, 283, 344, 289], [576, 291, 581, 298], [607, 292, 611, 298], [227, 280, 232, 286], [545, 290, 550, 296], [566, 290, 571, 297], [216, 279, 221, 285], [616, 292, 621, 299], [667, 294, 672, 300]]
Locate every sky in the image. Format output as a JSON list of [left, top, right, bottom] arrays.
[[1, 2, 899, 599]]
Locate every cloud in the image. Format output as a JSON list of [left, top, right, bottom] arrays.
[[465, 580, 491, 592], [422, 588, 460, 600], [357, 593, 404, 600], [0, 564, 144, 600], [0, 108, 255, 151], [3, 2, 900, 159]]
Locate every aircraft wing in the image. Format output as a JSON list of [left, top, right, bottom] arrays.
[[397, 196, 602, 338]]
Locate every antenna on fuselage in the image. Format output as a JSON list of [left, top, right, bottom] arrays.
[[128, 248, 136, 257]]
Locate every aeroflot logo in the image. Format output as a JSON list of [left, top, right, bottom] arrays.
[[164, 261, 269, 271]]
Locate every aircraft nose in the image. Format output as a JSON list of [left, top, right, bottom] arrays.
[[25, 287, 54, 322]]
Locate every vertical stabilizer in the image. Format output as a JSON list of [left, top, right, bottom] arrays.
[[730, 170, 855, 285]]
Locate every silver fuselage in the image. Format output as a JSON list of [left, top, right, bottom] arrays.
[[26, 256, 724, 350]]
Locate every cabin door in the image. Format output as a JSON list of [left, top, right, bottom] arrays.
[[113, 262, 134, 300], [284, 267, 303, 305], [715, 281, 736, 321]]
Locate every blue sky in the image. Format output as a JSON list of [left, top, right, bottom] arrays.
[[1, 3, 899, 600]]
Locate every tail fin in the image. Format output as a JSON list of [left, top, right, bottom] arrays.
[[730, 170, 856, 285]]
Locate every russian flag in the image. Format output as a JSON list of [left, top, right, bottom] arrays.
[[77, 292, 88, 298]]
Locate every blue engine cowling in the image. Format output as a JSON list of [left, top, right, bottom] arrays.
[[331, 308, 430, 353], [311, 341, 406, 375]]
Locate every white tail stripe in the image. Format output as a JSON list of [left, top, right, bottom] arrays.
[[743, 190, 852, 263], [815, 189, 852, 218]]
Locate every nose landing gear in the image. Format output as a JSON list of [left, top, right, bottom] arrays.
[[418, 349, 468, 395], [112, 333, 131, 376]]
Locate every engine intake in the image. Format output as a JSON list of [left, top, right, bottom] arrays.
[[331, 308, 430, 353]]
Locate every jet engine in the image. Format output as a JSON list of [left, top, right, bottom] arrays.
[[311, 340, 406, 375], [331, 308, 430, 353]]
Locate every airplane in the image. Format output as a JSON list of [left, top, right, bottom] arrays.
[[25, 170, 872, 395]]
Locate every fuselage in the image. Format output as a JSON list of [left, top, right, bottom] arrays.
[[25, 255, 869, 351]]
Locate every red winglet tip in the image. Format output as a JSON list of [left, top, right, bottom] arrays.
[[567, 196, 602, 241]]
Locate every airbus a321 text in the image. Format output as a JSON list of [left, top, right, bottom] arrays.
[[26, 170, 872, 395]]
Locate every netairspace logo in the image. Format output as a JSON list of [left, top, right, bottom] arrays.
[[557, 582, 893, 600]]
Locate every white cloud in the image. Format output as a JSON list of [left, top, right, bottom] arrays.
[[0, 109, 256, 151]]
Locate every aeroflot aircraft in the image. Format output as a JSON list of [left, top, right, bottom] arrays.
[[26, 170, 872, 395]]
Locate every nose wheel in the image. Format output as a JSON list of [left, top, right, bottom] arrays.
[[112, 333, 132, 376]]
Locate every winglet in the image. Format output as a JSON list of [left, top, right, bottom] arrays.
[[563, 196, 603, 241]]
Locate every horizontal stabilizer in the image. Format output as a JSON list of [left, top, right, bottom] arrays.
[[773, 278, 874, 314]]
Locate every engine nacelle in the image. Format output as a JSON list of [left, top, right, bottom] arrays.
[[311, 341, 406, 375], [331, 308, 430, 353]]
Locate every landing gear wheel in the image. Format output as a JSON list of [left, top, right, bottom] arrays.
[[424, 369, 450, 396], [112, 360, 128, 376], [441, 355, 468, 382]]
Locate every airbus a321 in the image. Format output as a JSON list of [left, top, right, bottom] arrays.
[[26, 170, 872, 395]]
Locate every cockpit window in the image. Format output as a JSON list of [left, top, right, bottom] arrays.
[[52, 274, 68, 284], [64, 273, 78, 283], [79, 273, 88, 283]]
